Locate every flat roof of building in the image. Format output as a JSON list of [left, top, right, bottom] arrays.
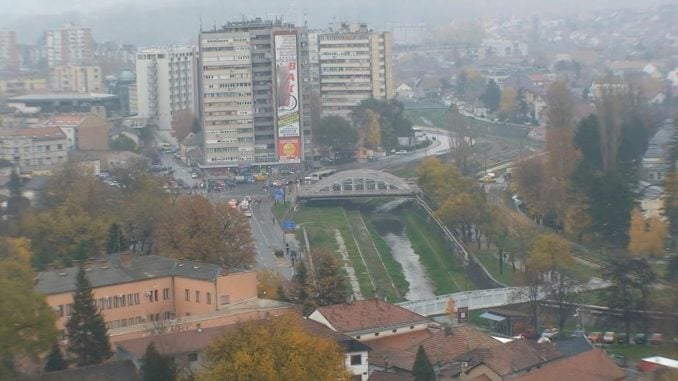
[[35, 253, 244, 295], [9, 92, 117, 102]]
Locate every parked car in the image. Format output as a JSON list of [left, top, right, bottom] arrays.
[[617, 333, 628, 344], [650, 333, 663, 345], [191, 172, 199, 179], [603, 332, 616, 344], [244, 210, 252, 218], [587, 332, 603, 343], [542, 328, 559, 340], [634, 333, 647, 344]]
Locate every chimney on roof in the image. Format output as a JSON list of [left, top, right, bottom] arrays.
[[120, 251, 132, 268]]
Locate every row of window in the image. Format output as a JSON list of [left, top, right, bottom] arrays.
[[204, 92, 252, 98], [206, 82, 251, 89], [202, 56, 250, 63], [183, 289, 212, 304]]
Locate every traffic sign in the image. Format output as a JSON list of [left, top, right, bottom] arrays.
[[282, 219, 296, 231]]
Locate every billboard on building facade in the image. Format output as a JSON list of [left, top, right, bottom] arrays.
[[277, 137, 301, 163], [274, 33, 300, 139]]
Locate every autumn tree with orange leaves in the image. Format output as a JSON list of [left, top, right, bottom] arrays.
[[155, 195, 256, 268]]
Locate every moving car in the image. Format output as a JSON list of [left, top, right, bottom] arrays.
[[587, 332, 602, 343], [395, 150, 408, 155]]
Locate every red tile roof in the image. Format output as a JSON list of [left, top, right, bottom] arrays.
[[47, 113, 88, 126], [512, 348, 625, 381], [314, 299, 430, 334], [464, 339, 564, 377], [422, 325, 501, 364], [368, 370, 415, 381], [0, 126, 65, 139], [367, 325, 500, 371]]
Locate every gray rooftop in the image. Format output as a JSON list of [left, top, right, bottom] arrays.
[[9, 93, 117, 102], [36, 253, 232, 295]]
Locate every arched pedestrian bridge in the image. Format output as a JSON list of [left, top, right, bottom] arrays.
[[297, 169, 419, 201]]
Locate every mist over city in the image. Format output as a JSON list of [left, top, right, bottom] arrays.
[[1, 1, 678, 380]]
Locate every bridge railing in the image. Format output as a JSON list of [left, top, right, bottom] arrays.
[[397, 280, 610, 316]]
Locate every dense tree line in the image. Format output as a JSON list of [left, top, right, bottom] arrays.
[[2, 160, 256, 269], [513, 82, 654, 248], [313, 98, 413, 154]]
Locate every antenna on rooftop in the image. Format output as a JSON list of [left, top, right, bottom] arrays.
[[199, 16, 203, 32], [213, 18, 217, 31]]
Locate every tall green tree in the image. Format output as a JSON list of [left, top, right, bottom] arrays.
[[6, 169, 29, 217], [44, 344, 67, 372], [66, 266, 111, 366], [313, 116, 358, 156], [481, 79, 501, 112], [140, 342, 177, 381], [313, 249, 348, 307], [412, 345, 435, 381], [0, 238, 56, 379], [604, 258, 656, 338], [291, 260, 315, 315], [106, 223, 128, 253]]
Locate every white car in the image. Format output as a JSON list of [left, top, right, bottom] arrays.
[[244, 210, 252, 217], [395, 150, 408, 155]]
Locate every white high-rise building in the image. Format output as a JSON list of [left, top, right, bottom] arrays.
[[0, 30, 19, 71], [317, 22, 393, 119], [135, 47, 197, 131], [45, 24, 93, 67]]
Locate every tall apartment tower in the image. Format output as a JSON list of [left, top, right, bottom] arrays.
[[45, 24, 94, 67], [0, 30, 20, 71], [198, 19, 311, 170], [135, 47, 198, 131], [317, 22, 393, 119]]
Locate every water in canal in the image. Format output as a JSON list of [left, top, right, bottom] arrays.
[[371, 214, 435, 301]]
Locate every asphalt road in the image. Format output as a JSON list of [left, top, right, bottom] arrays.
[[158, 126, 456, 279]]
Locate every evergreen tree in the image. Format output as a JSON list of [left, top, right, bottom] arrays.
[[191, 118, 201, 134], [140, 342, 177, 381], [292, 260, 315, 315], [66, 266, 111, 366], [314, 250, 348, 306], [6, 169, 29, 217], [44, 344, 66, 372], [412, 345, 435, 381], [481, 79, 501, 112], [106, 223, 128, 253]]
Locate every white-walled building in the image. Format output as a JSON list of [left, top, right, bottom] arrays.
[[135, 47, 197, 131], [45, 24, 93, 67], [0, 30, 19, 71], [317, 23, 394, 119]]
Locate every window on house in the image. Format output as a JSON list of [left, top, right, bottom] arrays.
[[188, 353, 198, 362], [55, 305, 64, 317], [163, 288, 170, 300], [350, 355, 362, 366], [185, 289, 190, 301], [220, 295, 230, 305], [206, 292, 212, 305], [66, 304, 73, 316], [134, 293, 140, 304], [154, 289, 159, 302], [195, 291, 200, 303]]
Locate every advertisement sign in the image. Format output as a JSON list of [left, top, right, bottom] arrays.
[[277, 137, 301, 163], [274, 33, 300, 139], [458, 306, 469, 323]]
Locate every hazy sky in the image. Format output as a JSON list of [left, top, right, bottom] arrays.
[[1, 0, 676, 44]]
